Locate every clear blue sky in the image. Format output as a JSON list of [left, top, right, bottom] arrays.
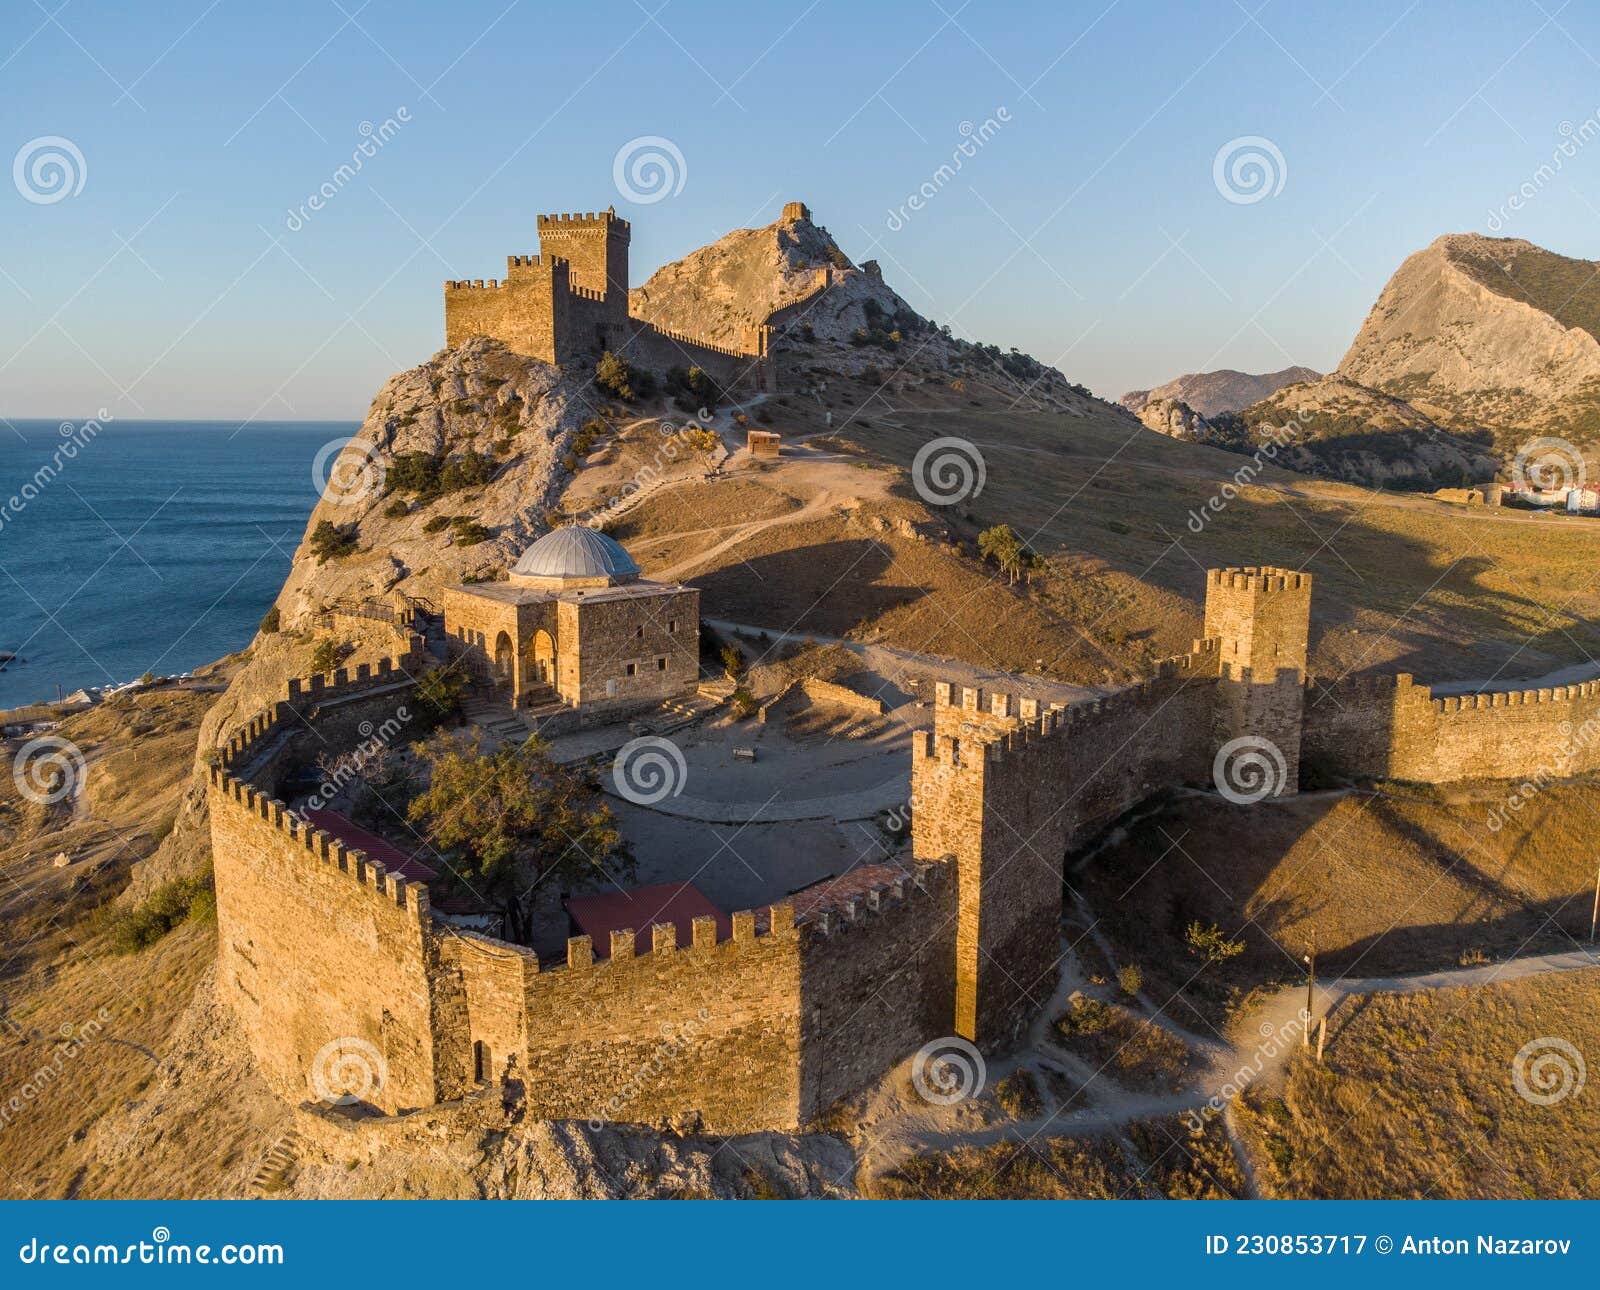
[[3, 0, 1598, 419]]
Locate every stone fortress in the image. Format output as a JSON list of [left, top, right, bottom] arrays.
[[443, 201, 830, 385], [207, 558, 1600, 1132]]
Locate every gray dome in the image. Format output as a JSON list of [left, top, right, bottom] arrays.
[[512, 525, 640, 581]]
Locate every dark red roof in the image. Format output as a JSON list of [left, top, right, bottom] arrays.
[[302, 807, 438, 884], [566, 882, 730, 955]]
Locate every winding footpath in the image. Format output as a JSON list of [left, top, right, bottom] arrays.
[[857, 934, 1600, 1193]]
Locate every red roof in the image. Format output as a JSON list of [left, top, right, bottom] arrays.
[[566, 882, 730, 955], [302, 807, 438, 884]]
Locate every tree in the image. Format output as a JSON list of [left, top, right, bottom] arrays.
[[1185, 920, 1245, 965], [596, 351, 636, 402], [406, 731, 632, 942], [978, 523, 1026, 585]]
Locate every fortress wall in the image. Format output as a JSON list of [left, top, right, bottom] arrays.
[[797, 862, 957, 1117], [1409, 680, 1600, 782], [208, 772, 447, 1112], [437, 929, 538, 1086], [209, 653, 455, 1113], [518, 908, 804, 1134], [1301, 673, 1600, 784], [445, 269, 562, 362], [1055, 644, 1223, 848], [619, 320, 761, 389]]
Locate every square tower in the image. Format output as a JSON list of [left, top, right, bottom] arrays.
[[536, 208, 630, 320], [1204, 566, 1312, 797]]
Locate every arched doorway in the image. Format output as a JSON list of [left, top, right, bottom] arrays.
[[493, 631, 514, 687], [529, 629, 556, 687]]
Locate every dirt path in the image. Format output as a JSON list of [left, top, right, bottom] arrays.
[[856, 935, 1600, 1191]]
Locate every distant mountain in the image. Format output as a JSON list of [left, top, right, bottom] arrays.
[[1119, 366, 1320, 418], [1134, 375, 1497, 490], [1337, 233, 1600, 445]]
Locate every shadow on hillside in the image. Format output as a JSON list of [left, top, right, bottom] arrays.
[[1071, 786, 1600, 1034], [691, 538, 921, 636]]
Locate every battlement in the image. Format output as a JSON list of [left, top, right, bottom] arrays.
[[554, 902, 798, 978], [537, 209, 630, 233], [646, 320, 760, 360], [208, 768, 431, 920], [1208, 566, 1311, 594], [283, 651, 421, 707], [1430, 678, 1600, 715], [567, 283, 607, 303], [445, 279, 509, 291], [803, 862, 946, 938]]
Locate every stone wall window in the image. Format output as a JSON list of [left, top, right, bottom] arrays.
[[656, 657, 666, 670], [625, 662, 637, 677], [634, 625, 644, 639], [668, 619, 678, 633]]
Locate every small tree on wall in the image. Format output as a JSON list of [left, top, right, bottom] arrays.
[[406, 731, 632, 942]]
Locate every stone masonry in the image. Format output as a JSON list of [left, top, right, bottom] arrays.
[[208, 564, 1600, 1130]]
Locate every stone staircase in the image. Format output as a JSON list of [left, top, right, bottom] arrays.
[[250, 1130, 301, 1195], [460, 685, 568, 743], [651, 691, 723, 735]]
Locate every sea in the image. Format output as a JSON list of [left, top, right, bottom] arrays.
[[0, 420, 355, 710]]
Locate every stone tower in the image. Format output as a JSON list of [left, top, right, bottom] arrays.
[[1204, 566, 1312, 795], [781, 201, 810, 222], [536, 208, 631, 322]]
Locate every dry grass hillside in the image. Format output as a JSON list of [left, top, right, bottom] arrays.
[[1238, 968, 1600, 1198], [1076, 780, 1600, 1035], [654, 368, 1600, 686]]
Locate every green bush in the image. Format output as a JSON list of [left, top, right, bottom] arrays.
[[413, 663, 467, 723], [423, 514, 453, 534], [383, 498, 410, 519], [258, 605, 281, 634], [103, 868, 215, 955], [596, 351, 637, 401], [719, 643, 747, 679], [730, 688, 758, 718], [309, 519, 357, 562], [1184, 920, 1245, 964], [452, 518, 491, 546], [1117, 963, 1143, 997]]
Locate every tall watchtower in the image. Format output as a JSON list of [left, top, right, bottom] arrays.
[[536, 208, 630, 321], [1204, 566, 1312, 795]]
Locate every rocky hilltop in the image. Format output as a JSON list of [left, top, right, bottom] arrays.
[[1120, 365, 1319, 417], [629, 204, 916, 349], [1336, 233, 1600, 443]]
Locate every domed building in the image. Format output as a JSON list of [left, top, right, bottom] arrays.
[[440, 526, 699, 719]]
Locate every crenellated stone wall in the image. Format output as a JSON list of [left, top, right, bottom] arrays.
[[208, 562, 1600, 1130]]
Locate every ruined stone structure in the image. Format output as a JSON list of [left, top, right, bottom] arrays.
[[444, 205, 794, 388], [210, 563, 1600, 1130], [440, 526, 697, 717]]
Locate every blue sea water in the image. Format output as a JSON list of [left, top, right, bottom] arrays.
[[0, 420, 354, 709]]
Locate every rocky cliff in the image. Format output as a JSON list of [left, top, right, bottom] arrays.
[[1336, 233, 1600, 443], [629, 205, 917, 349]]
